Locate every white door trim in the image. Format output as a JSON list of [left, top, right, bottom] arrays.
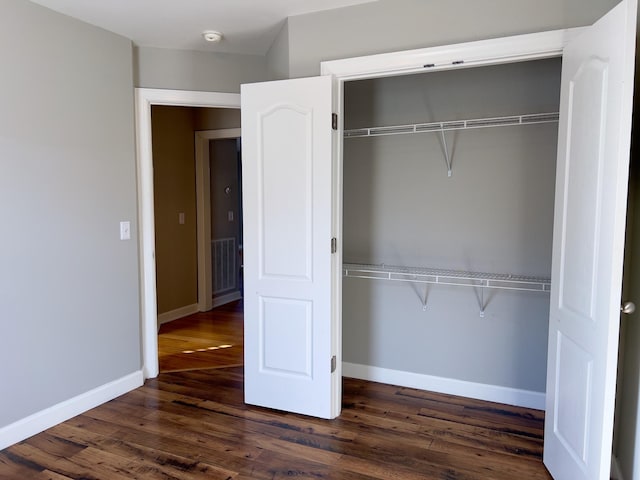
[[134, 88, 240, 379], [320, 28, 584, 80], [195, 128, 241, 312]]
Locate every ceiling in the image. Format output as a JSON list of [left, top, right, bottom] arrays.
[[29, 0, 378, 56]]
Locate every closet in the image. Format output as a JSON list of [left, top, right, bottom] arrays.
[[241, 4, 636, 475], [341, 58, 562, 403]]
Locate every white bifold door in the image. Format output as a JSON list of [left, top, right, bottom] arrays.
[[543, 0, 636, 479], [241, 76, 339, 419], [240, 0, 636, 476]]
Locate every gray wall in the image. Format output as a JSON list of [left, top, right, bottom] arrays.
[[134, 46, 268, 93], [276, 0, 619, 78], [0, 0, 140, 427], [342, 59, 561, 392], [266, 20, 290, 81]]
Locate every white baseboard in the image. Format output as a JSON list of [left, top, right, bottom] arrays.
[[157, 303, 199, 326], [0, 370, 143, 450], [343, 362, 545, 410], [212, 291, 242, 309], [611, 454, 624, 480]]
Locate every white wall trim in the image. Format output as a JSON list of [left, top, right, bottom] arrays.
[[321, 28, 586, 80], [134, 88, 240, 381], [343, 362, 545, 410], [157, 303, 200, 326], [0, 371, 143, 450], [195, 128, 242, 313], [212, 291, 243, 309]]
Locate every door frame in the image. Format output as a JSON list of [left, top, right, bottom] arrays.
[[134, 88, 240, 379], [320, 29, 585, 80], [320, 27, 585, 409], [195, 128, 242, 312]]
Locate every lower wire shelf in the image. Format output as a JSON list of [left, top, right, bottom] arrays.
[[342, 263, 551, 293]]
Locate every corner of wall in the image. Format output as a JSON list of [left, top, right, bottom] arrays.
[[266, 19, 290, 80], [132, 45, 141, 87]]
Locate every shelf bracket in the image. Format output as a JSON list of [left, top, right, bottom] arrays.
[[421, 285, 429, 311], [440, 129, 452, 177], [479, 287, 485, 318], [409, 281, 429, 311]]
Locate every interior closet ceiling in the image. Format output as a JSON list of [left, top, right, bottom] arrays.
[[28, 0, 377, 55]]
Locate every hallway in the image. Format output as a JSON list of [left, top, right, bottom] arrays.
[[158, 300, 243, 373]]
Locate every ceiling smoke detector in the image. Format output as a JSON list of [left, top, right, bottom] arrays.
[[202, 30, 223, 43]]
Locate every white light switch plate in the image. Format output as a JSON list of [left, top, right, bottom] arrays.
[[120, 221, 131, 240]]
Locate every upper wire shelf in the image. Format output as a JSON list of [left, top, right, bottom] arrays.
[[343, 263, 551, 293], [343, 112, 560, 138]]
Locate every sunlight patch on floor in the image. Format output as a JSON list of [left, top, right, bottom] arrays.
[[182, 344, 234, 354]]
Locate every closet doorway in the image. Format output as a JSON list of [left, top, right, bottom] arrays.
[[340, 58, 560, 408]]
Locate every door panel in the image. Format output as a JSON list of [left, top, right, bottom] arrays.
[[544, 0, 637, 478], [260, 297, 312, 376], [554, 332, 593, 464], [260, 106, 312, 279], [241, 76, 338, 419], [559, 59, 606, 321]]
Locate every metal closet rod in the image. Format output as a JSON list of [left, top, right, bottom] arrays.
[[343, 112, 560, 138]]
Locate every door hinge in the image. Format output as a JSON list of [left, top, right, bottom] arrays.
[[331, 237, 337, 254], [331, 355, 337, 373], [332, 113, 338, 130]]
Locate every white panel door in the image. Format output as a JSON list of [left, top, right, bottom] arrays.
[[241, 76, 338, 419], [544, 1, 636, 479]]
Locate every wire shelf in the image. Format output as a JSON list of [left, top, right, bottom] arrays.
[[343, 263, 551, 293], [343, 112, 560, 138]]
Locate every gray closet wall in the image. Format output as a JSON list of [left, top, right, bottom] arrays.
[[342, 58, 562, 393]]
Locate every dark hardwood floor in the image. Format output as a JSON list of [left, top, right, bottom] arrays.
[[158, 301, 243, 373], [0, 365, 552, 479]]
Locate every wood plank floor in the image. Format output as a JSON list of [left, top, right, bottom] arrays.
[[158, 301, 243, 373], [0, 366, 552, 479]]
